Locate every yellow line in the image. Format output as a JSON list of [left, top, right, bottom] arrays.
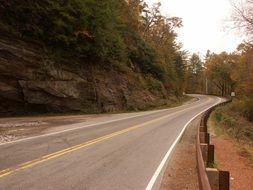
[[0, 108, 185, 179]]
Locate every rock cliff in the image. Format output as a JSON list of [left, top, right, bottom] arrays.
[[0, 35, 170, 115]]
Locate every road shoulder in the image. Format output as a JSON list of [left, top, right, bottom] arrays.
[[159, 116, 200, 190], [0, 96, 197, 144]]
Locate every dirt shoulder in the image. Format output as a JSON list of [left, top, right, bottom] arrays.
[[211, 135, 253, 190], [208, 118, 253, 190], [159, 117, 200, 190], [0, 96, 195, 144], [0, 113, 107, 143]]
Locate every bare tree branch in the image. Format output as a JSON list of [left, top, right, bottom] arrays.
[[230, 0, 253, 38]]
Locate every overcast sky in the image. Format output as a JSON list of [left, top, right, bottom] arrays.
[[145, 0, 244, 55]]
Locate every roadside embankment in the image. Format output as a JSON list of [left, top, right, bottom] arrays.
[[208, 102, 253, 190]]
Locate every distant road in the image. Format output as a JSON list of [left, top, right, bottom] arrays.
[[0, 95, 222, 190]]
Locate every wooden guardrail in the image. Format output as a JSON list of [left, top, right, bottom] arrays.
[[196, 100, 231, 190]]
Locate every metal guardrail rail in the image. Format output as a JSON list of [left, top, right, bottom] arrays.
[[196, 99, 232, 190]]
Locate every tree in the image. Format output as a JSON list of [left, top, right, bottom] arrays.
[[205, 52, 235, 96], [231, 0, 253, 40], [0, 0, 187, 97], [126, 0, 147, 31], [137, 2, 184, 95], [174, 52, 187, 95], [186, 54, 204, 93], [233, 42, 253, 95]]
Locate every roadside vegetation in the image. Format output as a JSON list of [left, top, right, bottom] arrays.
[[186, 0, 253, 114], [210, 102, 253, 166], [0, 0, 196, 115], [0, 0, 251, 115], [186, 0, 253, 165], [0, 0, 187, 97]]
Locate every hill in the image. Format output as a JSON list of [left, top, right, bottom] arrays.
[[0, 0, 187, 115]]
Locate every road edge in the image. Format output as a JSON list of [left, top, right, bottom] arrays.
[[145, 96, 222, 190]]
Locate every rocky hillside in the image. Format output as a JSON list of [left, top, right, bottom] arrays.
[[0, 0, 187, 115], [0, 34, 174, 115]]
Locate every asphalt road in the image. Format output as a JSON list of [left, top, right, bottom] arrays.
[[0, 95, 222, 190]]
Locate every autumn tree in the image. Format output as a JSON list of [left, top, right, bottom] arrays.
[[205, 52, 236, 96], [231, 43, 253, 120], [124, 0, 147, 31], [138, 2, 185, 95], [231, 43, 253, 94]]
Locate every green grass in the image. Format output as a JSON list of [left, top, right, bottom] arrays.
[[209, 114, 225, 137]]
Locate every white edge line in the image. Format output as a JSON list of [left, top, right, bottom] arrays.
[[0, 97, 201, 146], [145, 97, 223, 190]]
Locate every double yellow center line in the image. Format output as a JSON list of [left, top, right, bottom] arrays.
[[0, 110, 181, 179]]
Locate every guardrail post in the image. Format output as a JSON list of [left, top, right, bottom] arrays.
[[219, 171, 230, 190], [200, 143, 208, 164], [206, 168, 230, 190], [208, 144, 215, 166]]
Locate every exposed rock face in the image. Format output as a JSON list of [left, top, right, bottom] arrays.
[[0, 36, 168, 115]]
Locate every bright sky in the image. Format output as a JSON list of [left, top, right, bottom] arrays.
[[145, 0, 244, 55]]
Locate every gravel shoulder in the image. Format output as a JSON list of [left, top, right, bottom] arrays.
[[0, 114, 108, 143]]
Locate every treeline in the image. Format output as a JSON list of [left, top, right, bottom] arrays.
[[186, 0, 253, 121], [186, 45, 253, 121], [0, 0, 187, 96]]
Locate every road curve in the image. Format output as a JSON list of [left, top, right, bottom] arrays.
[[0, 95, 222, 190]]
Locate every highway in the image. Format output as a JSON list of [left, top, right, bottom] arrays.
[[0, 95, 222, 190]]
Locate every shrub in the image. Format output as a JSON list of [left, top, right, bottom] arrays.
[[221, 115, 236, 128], [230, 97, 253, 122], [243, 99, 253, 122], [214, 108, 222, 122], [1, 0, 127, 64], [213, 103, 253, 145]]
